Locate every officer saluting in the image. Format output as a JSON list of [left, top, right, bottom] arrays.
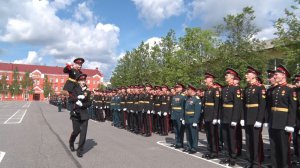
[[182, 84, 202, 154], [242, 66, 266, 168], [202, 73, 220, 159], [219, 68, 242, 166], [63, 58, 85, 111], [267, 65, 297, 168]]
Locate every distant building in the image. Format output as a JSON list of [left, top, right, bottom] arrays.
[[0, 62, 103, 101]]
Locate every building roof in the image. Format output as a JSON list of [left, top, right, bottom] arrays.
[[0, 62, 103, 77]]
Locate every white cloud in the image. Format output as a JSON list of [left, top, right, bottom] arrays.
[[145, 37, 162, 48], [0, 0, 120, 80], [132, 0, 184, 27], [187, 0, 297, 40], [13, 51, 42, 64]]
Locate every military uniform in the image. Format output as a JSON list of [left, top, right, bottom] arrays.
[[171, 85, 186, 148], [202, 73, 220, 159], [160, 91, 171, 135], [153, 89, 162, 133], [242, 66, 266, 168], [219, 68, 242, 166], [183, 85, 202, 154], [68, 74, 91, 158], [143, 92, 154, 136], [266, 65, 297, 168]]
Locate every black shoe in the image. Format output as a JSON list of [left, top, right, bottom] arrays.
[[188, 149, 196, 154], [228, 160, 236, 166], [69, 142, 75, 152], [77, 151, 83, 158], [202, 154, 210, 158], [219, 159, 230, 164], [175, 145, 183, 149], [182, 149, 188, 152], [207, 154, 217, 159]]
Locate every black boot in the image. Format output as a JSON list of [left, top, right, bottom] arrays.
[[69, 134, 76, 152], [77, 150, 83, 158]]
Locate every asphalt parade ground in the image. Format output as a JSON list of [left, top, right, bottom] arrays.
[[0, 101, 291, 168]]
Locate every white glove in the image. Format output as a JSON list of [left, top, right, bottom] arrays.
[[96, 106, 98, 108], [254, 121, 262, 128], [118, 109, 121, 111], [240, 120, 245, 127], [147, 110, 150, 114], [163, 112, 167, 116], [263, 123, 268, 128], [82, 87, 87, 91], [77, 95, 85, 99], [231, 122, 237, 126], [284, 126, 294, 133], [217, 119, 221, 124], [158, 111, 161, 116], [123, 108, 127, 111], [212, 119, 218, 125], [130, 110, 134, 113], [182, 120, 185, 125], [100, 107, 102, 109], [76, 100, 83, 107], [192, 123, 197, 127], [151, 110, 155, 114]]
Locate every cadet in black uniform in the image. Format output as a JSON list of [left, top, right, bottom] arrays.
[[68, 74, 92, 158], [63, 58, 84, 111], [293, 74, 300, 166], [161, 85, 171, 136], [153, 86, 162, 133], [241, 66, 266, 168], [143, 84, 154, 137], [219, 68, 242, 166], [202, 73, 220, 159], [267, 65, 297, 168]]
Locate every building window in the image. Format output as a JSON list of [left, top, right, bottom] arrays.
[[6, 76, 9, 80], [87, 80, 90, 84], [56, 78, 58, 83], [50, 78, 53, 83], [61, 78, 64, 83], [0, 75, 2, 80], [37, 80, 40, 85], [20, 76, 22, 81]]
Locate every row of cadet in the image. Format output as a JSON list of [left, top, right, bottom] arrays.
[[89, 65, 300, 168]]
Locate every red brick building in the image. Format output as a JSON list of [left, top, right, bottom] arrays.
[[0, 62, 103, 101]]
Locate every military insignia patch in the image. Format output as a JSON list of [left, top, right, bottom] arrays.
[[293, 92, 298, 101], [237, 90, 241, 98], [262, 89, 266, 99], [189, 101, 193, 105], [282, 90, 285, 96], [252, 89, 255, 93]]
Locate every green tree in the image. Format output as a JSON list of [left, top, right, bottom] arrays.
[[274, 0, 300, 75], [215, 6, 267, 86], [0, 73, 8, 98], [21, 71, 34, 100], [43, 75, 54, 98], [9, 68, 22, 98]]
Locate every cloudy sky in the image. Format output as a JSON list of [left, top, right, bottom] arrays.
[[0, 0, 297, 80]]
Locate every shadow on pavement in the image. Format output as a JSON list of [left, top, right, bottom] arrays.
[[83, 139, 98, 154]]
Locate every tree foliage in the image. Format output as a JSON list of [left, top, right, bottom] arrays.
[[274, 0, 300, 75], [43, 75, 54, 97], [111, 6, 298, 87]]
